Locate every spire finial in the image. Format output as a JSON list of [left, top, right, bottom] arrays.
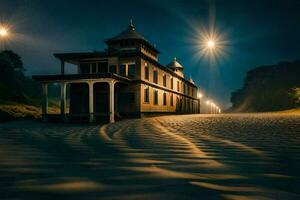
[[174, 57, 177, 61], [129, 19, 135, 30]]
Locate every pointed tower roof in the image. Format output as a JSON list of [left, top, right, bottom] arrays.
[[105, 20, 159, 53], [189, 76, 195, 84], [106, 20, 145, 41], [167, 57, 184, 70]]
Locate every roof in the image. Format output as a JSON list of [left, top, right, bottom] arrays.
[[167, 57, 184, 69], [106, 21, 145, 41], [106, 20, 159, 53], [54, 52, 108, 61]]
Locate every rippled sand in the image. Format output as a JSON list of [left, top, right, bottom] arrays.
[[0, 113, 300, 199]]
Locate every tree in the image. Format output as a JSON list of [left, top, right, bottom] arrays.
[[0, 50, 41, 104], [0, 50, 24, 86]]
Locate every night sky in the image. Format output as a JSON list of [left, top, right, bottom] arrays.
[[1, 0, 300, 108]]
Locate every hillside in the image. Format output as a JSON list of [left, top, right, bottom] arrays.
[[231, 60, 300, 112]]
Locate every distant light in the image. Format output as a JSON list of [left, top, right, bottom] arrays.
[[198, 92, 203, 99], [206, 100, 211, 105], [207, 40, 215, 48], [0, 27, 8, 37]]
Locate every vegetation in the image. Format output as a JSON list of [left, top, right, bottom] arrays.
[[231, 60, 300, 112], [0, 50, 42, 121]]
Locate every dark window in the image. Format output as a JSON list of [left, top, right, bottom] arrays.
[[80, 63, 90, 74], [187, 86, 190, 96], [109, 65, 117, 74], [177, 81, 180, 92], [144, 86, 149, 103], [163, 74, 167, 87], [91, 63, 97, 73], [153, 90, 158, 105], [144, 63, 149, 80], [153, 70, 158, 84], [128, 64, 135, 79], [98, 62, 108, 73], [163, 92, 167, 106], [119, 93, 135, 103], [170, 78, 173, 89], [183, 84, 186, 94], [170, 94, 173, 106], [119, 64, 126, 77]]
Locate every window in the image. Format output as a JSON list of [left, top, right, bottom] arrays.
[[119, 64, 126, 77], [91, 63, 97, 73], [98, 62, 108, 73], [177, 81, 180, 92], [109, 65, 117, 74], [163, 92, 167, 106], [128, 64, 135, 79], [153, 90, 158, 105], [183, 84, 186, 94], [144, 85, 149, 103], [170, 78, 173, 89], [187, 86, 190, 96], [144, 63, 149, 80], [163, 74, 167, 87], [153, 69, 158, 84], [170, 94, 173, 106]]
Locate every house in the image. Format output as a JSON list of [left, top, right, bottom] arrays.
[[33, 21, 200, 123]]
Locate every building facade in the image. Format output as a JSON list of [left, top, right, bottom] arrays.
[[33, 22, 200, 123]]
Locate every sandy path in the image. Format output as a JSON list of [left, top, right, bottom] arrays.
[[0, 113, 300, 199]]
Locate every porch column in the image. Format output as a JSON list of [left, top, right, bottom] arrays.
[[109, 81, 115, 123], [42, 83, 48, 122], [89, 82, 94, 123], [60, 82, 67, 121]]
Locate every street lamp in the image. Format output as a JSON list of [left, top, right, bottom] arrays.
[[206, 100, 214, 114], [0, 27, 8, 38]]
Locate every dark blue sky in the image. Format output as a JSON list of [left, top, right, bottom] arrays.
[[1, 0, 300, 108]]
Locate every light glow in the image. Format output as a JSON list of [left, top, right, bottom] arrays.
[[207, 40, 215, 48], [0, 27, 8, 37], [198, 92, 203, 99]]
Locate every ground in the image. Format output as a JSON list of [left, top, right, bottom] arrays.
[[0, 113, 300, 199]]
